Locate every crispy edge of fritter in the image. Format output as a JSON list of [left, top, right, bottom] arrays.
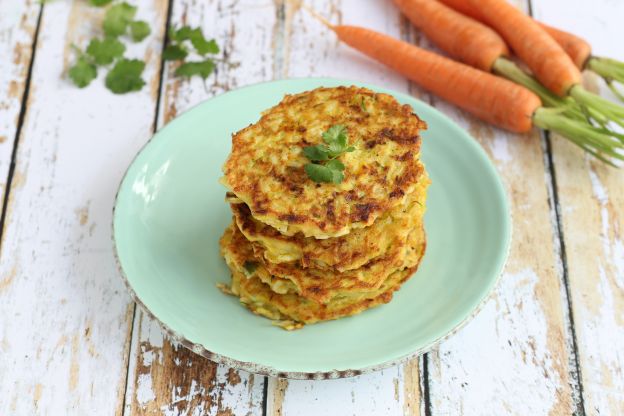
[[231, 170, 430, 272], [219, 240, 426, 330]]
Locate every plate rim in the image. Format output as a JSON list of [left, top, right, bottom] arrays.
[[112, 77, 512, 379]]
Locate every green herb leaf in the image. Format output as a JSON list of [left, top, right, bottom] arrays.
[[68, 56, 97, 88], [170, 26, 194, 42], [174, 60, 215, 79], [170, 26, 220, 55], [103, 2, 137, 37], [330, 169, 344, 184], [88, 0, 113, 6], [105, 58, 145, 94], [322, 124, 347, 145], [304, 163, 335, 183], [325, 159, 345, 171], [192, 36, 219, 55], [162, 44, 188, 61], [303, 125, 354, 184], [86, 37, 125, 65], [303, 145, 329, 161], [243, 261, 258, 276], [129, 20, 150, 42]]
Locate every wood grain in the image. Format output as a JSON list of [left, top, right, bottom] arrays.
[[122, 1, 275, 414], [532, 0, 624, 413], [0, 0, 168, 414], [0, 0, 40, 211], [411, 0, 581, 414], [265, 1, 424, 414]]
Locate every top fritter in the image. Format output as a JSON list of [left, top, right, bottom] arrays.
[[221, 86, 427, 239]]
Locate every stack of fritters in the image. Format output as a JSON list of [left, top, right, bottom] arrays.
[[219, 86, 430, 329]]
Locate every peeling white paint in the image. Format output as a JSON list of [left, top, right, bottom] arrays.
[[429, 269, 568, 415], [136, 373, 156, 406]]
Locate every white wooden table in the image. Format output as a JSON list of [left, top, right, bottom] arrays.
[[1, 0, 622, 414]]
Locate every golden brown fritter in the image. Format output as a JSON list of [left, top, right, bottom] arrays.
[[221, 220, 425, 304], [221, 86, 427, 239], [219, 225, 427, 328], [230, 169, 430, 272]]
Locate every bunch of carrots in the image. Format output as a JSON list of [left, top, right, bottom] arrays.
[[300, 0, 624, 166]]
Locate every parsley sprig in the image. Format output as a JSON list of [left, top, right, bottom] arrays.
[[68, 1, 220, 93], [304, 125, 355, 184], [68, 1, 150, 93], [164, 26, 220, 80]]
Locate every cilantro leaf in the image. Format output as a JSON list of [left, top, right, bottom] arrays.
[[303, 125, 354, 184], [330, 169, 344, 184], [105, 58, 145, 94], [170, 26, 220, 55], [103, 2, 137, 37], [303, 145, 329, 161], [68, 56, 97, 88], [86, 37, 125, 65], [174, 60, 215, 79], [170, 26, 195, 42], [192, 36, 219, 55], [89, 0, 113, 6], [326, 159, 345, 171], [304, 163, 335, 183], [322, 125, 347, 145], [163, 44, 188, 61], [129, 20, 150, 42]]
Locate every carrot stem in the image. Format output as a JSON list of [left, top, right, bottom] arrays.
[[587, 57, 624, 102], [570, 85, 624, 129], [493, 58, 578, 114], [492, 57, 613, 128], [533, 107, 624, 166]]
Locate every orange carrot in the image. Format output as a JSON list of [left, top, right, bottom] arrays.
[[435, 0, 479, 20], [457, 0, 580, 97], [333, 25, 539, 132], [394, 0, 588, 112], [536, 23, 624, 103], [392, 0, 508, 72], [436, 0, 624, 113], [538, 22, 591, 69], [438, 0, 591, 70], [302, 5, 624, 164]]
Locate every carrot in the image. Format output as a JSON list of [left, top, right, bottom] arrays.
[[452, 0, 578, 97], [395, 0, 612, 125], [392, 0, 508, 72], [435, 0, 479, 20], [538, 23, 624, 102], [436, 0, 591, 69], [300, 5, 624, 165], [438, 0, 624, 108], [537, 22, 591, 69], [335, 25, 538, 132]]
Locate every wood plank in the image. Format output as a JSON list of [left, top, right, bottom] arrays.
[[122, 0, 274, 414], [267, 358, 424, 416], [532, 0, 624, 413], [265, 1, 424, 414], [0, 0, 168, 414], [0, 0, 40, 210], [412, 0, 581, 414]]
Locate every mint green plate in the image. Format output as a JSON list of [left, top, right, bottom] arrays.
[[113, 78, 511, 379]]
